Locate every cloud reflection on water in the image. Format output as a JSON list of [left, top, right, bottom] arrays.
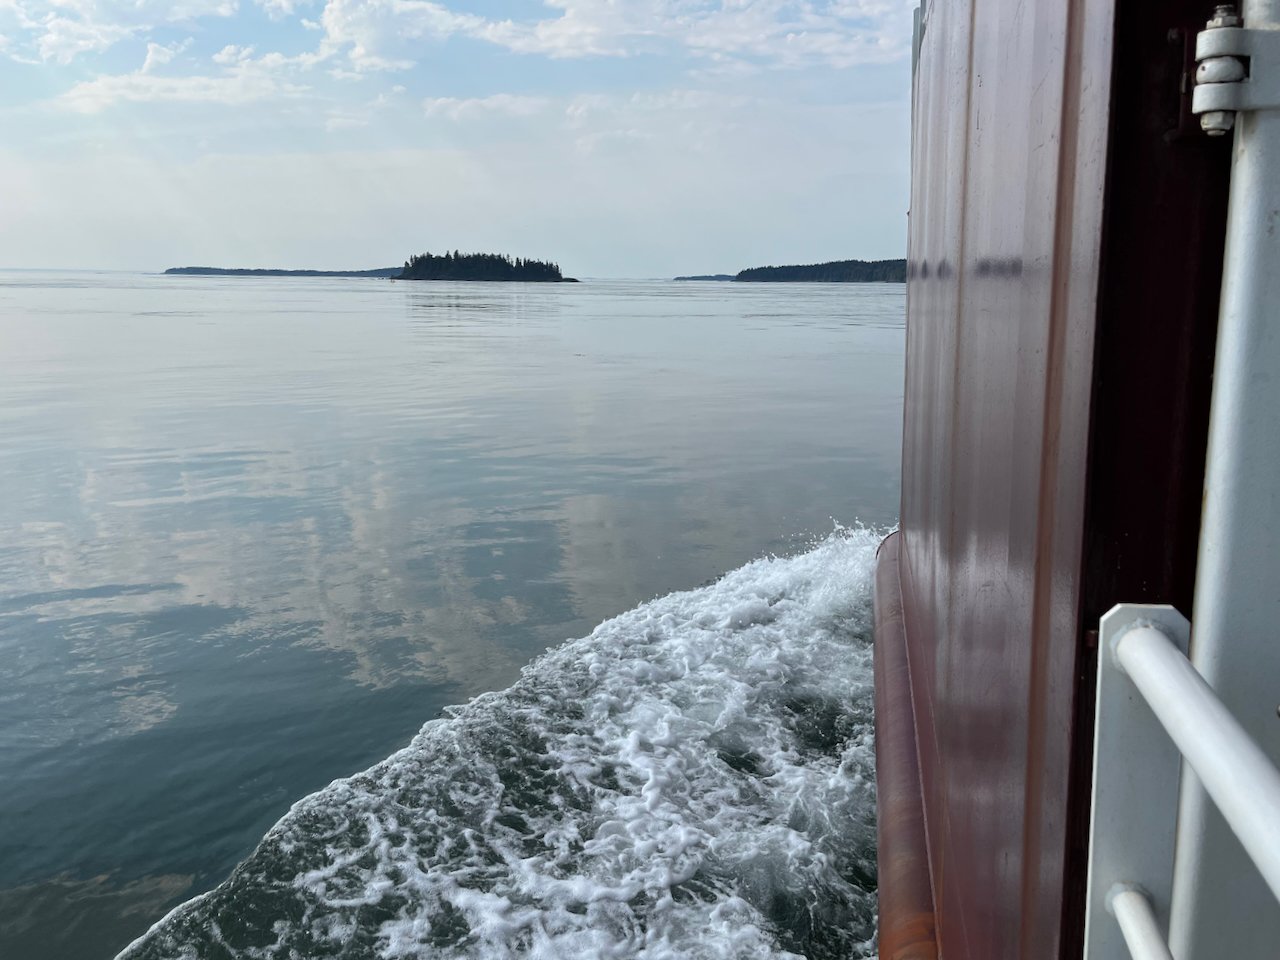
[[0, 274, 903, 959]]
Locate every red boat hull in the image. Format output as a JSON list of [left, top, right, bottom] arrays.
[[876, 0, 1231, 955]]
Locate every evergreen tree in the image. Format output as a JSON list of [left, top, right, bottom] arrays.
[[397, 251, 568, 282]]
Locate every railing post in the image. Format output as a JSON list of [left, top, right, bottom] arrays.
[[1175, 0, 1280, 953], [1083, 604, 1190, 960]]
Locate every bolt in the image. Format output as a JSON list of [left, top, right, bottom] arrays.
[[1201, 110, 1236, 135], [1198, 6, 1242, 136], [1198, 57, 1246, 84], [1208, 4, 1242, 29]]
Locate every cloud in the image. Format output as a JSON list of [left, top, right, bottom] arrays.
[[476, 2, 648, 59], [324, 113, 367, 130], [257, 0, 308, 18], [311, 0, 913, 72], [0, 75, 908, 273], [141, 38, 191, 73], [3, 0, 239, 62], [323, 88, 397, 130], [59, 44, 310, 111], [4, 0, 913, 72], [4, 2, 912, 275], [680, 0, 911, 68], [423, 93, 550, 120], [317, 0, 485, 71], [2, 0, 916, 132], [213, 42, 253, 64], [59, 69, 304, 111], [33, 13, 136, 63]]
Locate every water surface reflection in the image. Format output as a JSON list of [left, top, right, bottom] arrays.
[[0, 274, 904, 958]]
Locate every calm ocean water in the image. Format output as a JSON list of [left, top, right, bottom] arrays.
[[0, 273, 903, 959]]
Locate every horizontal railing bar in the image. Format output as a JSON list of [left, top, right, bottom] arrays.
[[1108, 885, 1175, 960], [1114, 624, 1280, 903]]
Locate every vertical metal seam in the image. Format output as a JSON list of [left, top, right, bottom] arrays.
[[1019, 0, 1095, 953], [936, 0, 982, 954]]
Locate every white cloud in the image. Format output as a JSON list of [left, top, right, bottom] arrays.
[[477, 3, 644, 59], [34, 13, 135, 63], [423, 93, 549, 120], [324, 88, 396, 129], [6, 0, 912, 88], [310, 0, 913, 72], [212, 42, 253, 64], [681, 0, 910, 69], [324, 113, 367, 130], [256, 0, 307, 19], [0, 83, 909, 275], [37, 0, 240, 18], [141, 38, 190, 73], [528, 0, 913, 67], [59, 69, 304, 111], [3, 0, 239, 62], [0, 0, 909, 80], [317, 0, 484, 71], [3, 1, 912, 275], [59, 44, 309, 111], [0, 65, 910, 274]]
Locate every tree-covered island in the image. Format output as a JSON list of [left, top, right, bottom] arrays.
[[733, 258, 906, 282], [165, 252, 577, 282], [398, 252, 576, 282]]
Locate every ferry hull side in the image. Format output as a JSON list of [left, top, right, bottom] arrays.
[[883, 0, 1115, 955], [873, 531, 936, 960], [879, 0, 1233, 956]]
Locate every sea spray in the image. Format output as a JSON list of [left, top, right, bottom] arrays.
[[119, 527, 882, 960]]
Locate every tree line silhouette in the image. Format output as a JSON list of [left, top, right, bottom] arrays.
[[735, 258, 906, 282], [398, 251, 567, 282]]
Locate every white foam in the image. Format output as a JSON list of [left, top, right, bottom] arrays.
[[119, 526, 882, 960]]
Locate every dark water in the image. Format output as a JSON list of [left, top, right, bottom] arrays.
[[0, 274, 903, 959]]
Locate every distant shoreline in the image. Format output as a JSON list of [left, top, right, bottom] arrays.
[[163, 257, 907, 283], [165, 267, 401, 278], [675, 258, 906, 283], [166, 252, 580, 282]]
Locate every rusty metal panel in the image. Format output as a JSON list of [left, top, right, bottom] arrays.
[[896, 0, 1115, 956], [887, 0, 1231, 955], [873, 532, 938, 960]]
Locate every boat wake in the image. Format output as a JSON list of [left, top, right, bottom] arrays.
[[119, 527, 881, 960]]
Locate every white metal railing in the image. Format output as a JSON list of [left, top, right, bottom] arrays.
[[1174, 1, 1280, 954], [1083, 604, 1280, 960], [1112, 623, 1280, 899], [1107, 885, 1174, 960]]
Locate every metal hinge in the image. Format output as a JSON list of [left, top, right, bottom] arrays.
[[1194, 4, 1280, 134]]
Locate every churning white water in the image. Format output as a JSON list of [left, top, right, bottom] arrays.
[[119, 526, 881, 960]]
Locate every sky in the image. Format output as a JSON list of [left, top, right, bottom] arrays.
[[0, 1, 913, 277]]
